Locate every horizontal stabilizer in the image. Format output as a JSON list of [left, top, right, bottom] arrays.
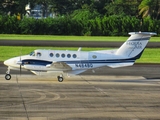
[[107, 62, 134, 68]]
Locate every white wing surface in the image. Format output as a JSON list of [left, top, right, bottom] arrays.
[[46, 61, 72, 70]]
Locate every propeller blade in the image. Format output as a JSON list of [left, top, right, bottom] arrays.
[[19, 48, 22, 75], [20, 64, 21, 75]]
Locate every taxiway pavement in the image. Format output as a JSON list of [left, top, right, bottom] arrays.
[[0, 40, 160, 47], [0, 75, 160, 120], [1, 62, 160, 79]]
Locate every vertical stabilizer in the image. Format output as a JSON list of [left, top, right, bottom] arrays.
[[115, 32, 157, 58]]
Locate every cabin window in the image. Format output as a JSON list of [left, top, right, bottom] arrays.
[[61, 53, 65, 58], [56, 53, 60, 58], [73, 54, 77, 58], [50, 53, 54, 57], [92, 55, 97, 59], [37, 52, 41, 57], [67, 54, 71, 58]]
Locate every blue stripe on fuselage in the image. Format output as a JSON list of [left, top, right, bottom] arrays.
[[21, 59, 135, 66]]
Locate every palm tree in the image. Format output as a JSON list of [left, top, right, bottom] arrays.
[[139, 0, 160, 19]]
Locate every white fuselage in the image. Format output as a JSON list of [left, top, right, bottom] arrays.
[[4, 49, 133, 75]]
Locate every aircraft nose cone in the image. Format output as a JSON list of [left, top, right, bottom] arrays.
[[4, 58, 16, 66], [4, 59, 10, 66], [4, 57, 21, 67]]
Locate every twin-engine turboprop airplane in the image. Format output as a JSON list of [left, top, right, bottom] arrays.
[[4, 32, 156, 82]]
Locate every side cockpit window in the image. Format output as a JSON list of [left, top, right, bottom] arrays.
[[37, 52, 41, 57], [30, 51, 35, 56], [30, 51, 41, 57]]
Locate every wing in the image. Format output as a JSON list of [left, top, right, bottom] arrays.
[[46, 61, 72, 71]]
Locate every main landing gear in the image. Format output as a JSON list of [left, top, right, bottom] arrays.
[[57, 74, 64, 82], [5, 69, 11, 80]]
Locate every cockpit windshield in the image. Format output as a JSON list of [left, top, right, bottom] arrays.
[[30, 51, 35, 56]]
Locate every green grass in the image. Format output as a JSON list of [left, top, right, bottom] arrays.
[[0, 35, 159, 63], [0, 46, 160, 63], [0, 34, 159, 42], [0, 46, 108, 61], [137, 48, 160, 63]]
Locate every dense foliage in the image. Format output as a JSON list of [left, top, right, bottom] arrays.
[[0, 0, 160, 35], [0, 14, 159, 36]]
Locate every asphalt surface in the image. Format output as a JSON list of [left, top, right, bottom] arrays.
[[0, 75, 160, 120], [1, 62, 160, 79], [0, 40, 160, 47]]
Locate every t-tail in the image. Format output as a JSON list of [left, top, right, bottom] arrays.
[[116, 32, 157, 59]]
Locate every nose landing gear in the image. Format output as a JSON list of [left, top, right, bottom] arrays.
[[57, 74, 64, 82], [5, 69, 11, 80], [5, 74, 11, 80]]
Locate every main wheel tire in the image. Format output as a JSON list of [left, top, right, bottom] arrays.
[[58, 76, 63, 82], [5, 74, 11, 80]]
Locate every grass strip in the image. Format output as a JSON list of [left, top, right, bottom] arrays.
[[0, 34, 159, 42], [0, 46, 159, 63]]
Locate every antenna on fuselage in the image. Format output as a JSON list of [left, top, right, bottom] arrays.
[[78, 47, 82, 51]]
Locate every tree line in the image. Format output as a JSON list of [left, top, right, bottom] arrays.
[[0, 14, 159, 36], [0, 0, 160, 35]]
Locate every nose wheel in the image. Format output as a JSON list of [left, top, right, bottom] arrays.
[[5, 74, 11, 80], [57, 74, 64, 82], [5, 69, 11, 80]]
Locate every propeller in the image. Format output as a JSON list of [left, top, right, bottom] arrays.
[[20, 55, 22, 75], [20, 48, 23, 76], [16, 57, 22, 75], [16, 48, 22, 76]]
